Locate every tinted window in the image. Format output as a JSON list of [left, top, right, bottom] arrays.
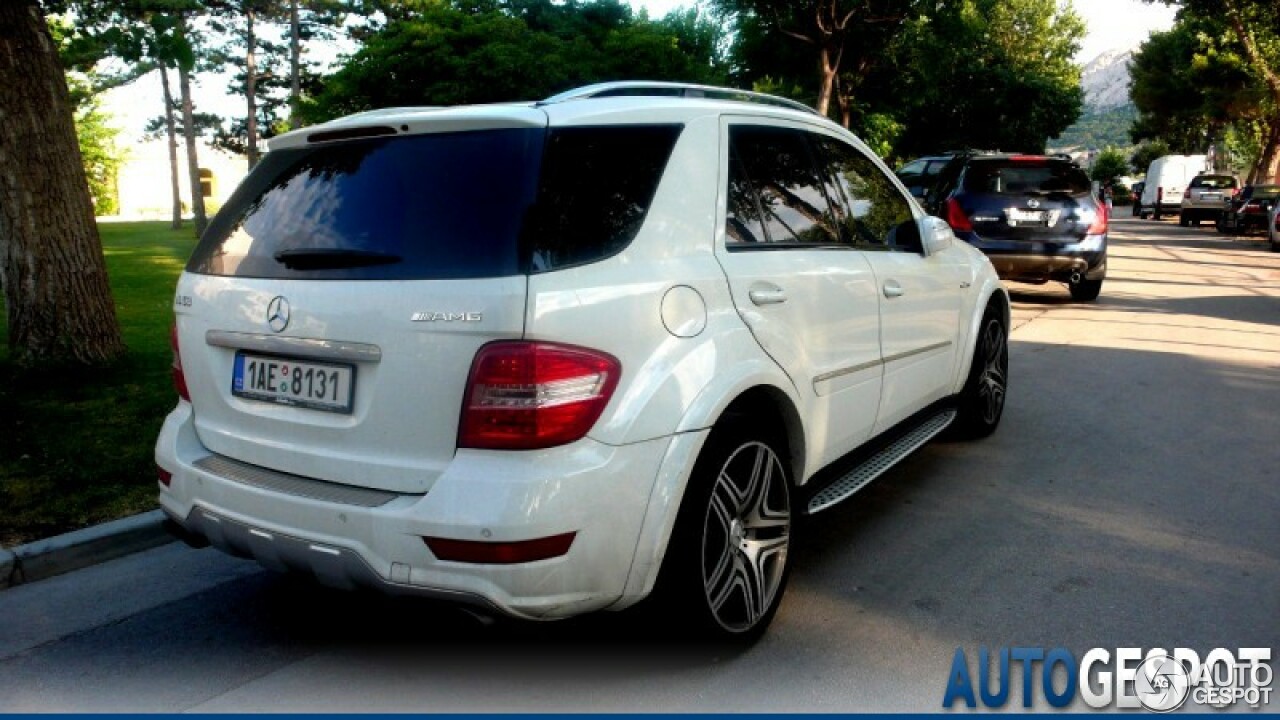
[[1190, 175, 1237, 189], [727, 126, 840, 246], [819, 138, 915, 249], [189, 129, 543, 280], [529, 125, 682, 272], [962, 160, 1091, 195]]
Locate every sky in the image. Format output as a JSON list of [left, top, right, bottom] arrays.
[[102, 0, 1179, 144]]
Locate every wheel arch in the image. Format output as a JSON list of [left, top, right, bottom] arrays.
[[954, 283, 1010, 394], [613, 379, 807, 610]]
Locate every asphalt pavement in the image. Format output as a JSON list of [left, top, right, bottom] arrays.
[[1, 215, 1276, 712]]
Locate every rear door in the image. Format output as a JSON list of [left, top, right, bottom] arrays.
[[714, 119, 883, 464], [174, 114, 546, 493]]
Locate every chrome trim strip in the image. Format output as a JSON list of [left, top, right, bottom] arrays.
[[205, 330, 382, 364], [882, 340, 952, 365], [814, 358, 882, 384], [812, 340, 953, 384]]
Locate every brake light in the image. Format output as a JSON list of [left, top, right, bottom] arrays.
[[945, 197, 973, 232], [1087, 204, 1109, 235], [157, 466, 172, 487], [458, 341, 621, 450], [171, 324, 190, 401]]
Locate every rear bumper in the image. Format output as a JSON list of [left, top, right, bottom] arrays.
[[155, 403, 675, 620], [984, 252, 1106, 283]]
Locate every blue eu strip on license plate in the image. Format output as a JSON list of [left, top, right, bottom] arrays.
[[231, 351, 355, 413]]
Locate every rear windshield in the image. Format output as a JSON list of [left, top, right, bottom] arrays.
[[961, 159, 1091, 195], [188, 125, 682, 280], [1244, 185, 1280, 200], [1190, 175, 1237, 189]]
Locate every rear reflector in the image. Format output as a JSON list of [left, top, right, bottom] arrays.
[[945, 197, 974, 232], [157, 466, 173, 487], [424, 532, 576, 564], [458, 341, 621, 450]]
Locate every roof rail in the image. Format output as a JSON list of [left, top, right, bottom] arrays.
[[540, 81, 821, 117]]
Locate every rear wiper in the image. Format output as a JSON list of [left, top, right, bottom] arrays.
[[273, 248, 402, 270]]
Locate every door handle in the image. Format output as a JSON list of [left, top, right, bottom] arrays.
[[883, 280, 905, 298], [748, 284, 787, 306]]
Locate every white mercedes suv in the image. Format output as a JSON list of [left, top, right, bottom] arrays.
[[156, 82, 1009, 641]]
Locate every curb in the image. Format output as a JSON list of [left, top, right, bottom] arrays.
[[1, 509, 174, 590]]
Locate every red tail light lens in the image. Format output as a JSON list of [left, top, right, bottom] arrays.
[[458, 342, 621, 450], [945, 197, 973, 232], [170, 324, 190, 401], [1087, 204, 1109, 235], [157, 466, 173, 487]]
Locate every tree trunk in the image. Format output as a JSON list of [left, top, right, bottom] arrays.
[[245, 7, 260, 167], [1254, 120, 1280, 185], [835, 75, 851, 129], [0, 0, 125, 365], [177, 60, 208, 237], [289, 0, 301, 129], [159, 62, 183, 230], [816, 45, 836, 117]]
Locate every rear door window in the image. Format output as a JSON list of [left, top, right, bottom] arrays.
[[726, 126, 842, 247]]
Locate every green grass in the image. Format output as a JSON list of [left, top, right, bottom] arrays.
[[0, 222, 197, 547]]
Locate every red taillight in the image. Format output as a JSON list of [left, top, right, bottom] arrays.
[[423, 532, 576, 564], [458, 341, 621, 450], [157, 466, 173, 487], [170, 324, 190, 401], [1087, 204, 1109, 235], [1242, 203, 1262, 215], [945, 197, 973, 232]]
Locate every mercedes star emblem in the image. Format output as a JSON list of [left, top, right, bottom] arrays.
[[266, 296, 290, 333]]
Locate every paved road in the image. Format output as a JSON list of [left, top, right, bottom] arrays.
[[2, 216, 1277, 712]]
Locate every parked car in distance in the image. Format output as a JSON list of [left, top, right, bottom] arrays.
[[1218, 184, 1280, 235], [1180, 174, 1240, 226], [897, 152, 1107, 301], [1131, 180, 1146, 216], [1138, 154, 1208, 220], [896, 154, 955, 202], [155, 82, 1010, 643]]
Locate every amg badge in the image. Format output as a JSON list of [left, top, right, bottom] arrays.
[[411, 311, 483, 323]]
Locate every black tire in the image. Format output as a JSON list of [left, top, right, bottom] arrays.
[[1153, 206, 1162, 220], [952, 303, 1008, 440], [1070, 278, 1103, 302], [652, 423, 794, 644], [1216, 217, 1228, 233], [1179, 213, 1189, 227], [1132, 203, 1141, 217], [1271, 240, 1280, 252]]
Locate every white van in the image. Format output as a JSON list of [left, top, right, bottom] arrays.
[[1139, 154, 1208, 219]]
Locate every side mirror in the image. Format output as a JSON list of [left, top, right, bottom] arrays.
[[920, 216, 953, 256]]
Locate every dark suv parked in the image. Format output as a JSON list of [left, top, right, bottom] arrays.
[[897, 152, 1107, 301]]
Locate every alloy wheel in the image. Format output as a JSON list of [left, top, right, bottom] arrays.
[[977, 319, 1007, 425], [701, 441, 791, 634]]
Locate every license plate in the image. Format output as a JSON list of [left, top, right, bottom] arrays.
[[1007, 208, 1048, 226], [232, 352, 355, 413]]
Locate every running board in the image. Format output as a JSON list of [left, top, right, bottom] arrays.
[[806, 409, 956, 514]]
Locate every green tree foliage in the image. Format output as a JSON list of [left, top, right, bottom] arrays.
[[712, 0, 1084, 160], [1135, 0, 1280, 181], [300, 0, 726, 121], [1130, 139, 1171, 175], [1090, 147, 1129, 185], [48, 17, 125, 215]]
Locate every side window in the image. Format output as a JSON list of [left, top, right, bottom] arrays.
[[726, 126, 841, 246], [818, 138, 916, 251]]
